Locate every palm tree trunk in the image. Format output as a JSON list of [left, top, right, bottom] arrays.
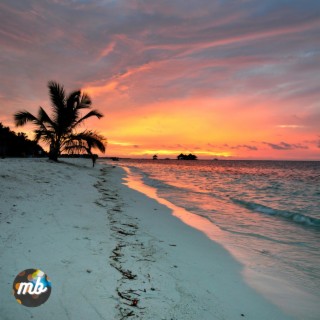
[[49, 152, 58, 161], [49, 140, 60, 161]]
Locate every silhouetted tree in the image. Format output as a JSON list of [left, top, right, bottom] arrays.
[[14, 81, 106, 162], [0, 122, 45, 158], [153, 154, 158, 160], [177, 153, 197, 160]]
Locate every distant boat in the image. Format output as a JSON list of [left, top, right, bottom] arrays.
[[111, 157, 119, 161], [213, 158, 219, 161]]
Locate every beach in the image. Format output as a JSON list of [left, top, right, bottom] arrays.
[[0, 158, 294, 319]]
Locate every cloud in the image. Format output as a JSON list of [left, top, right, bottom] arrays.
[[277, 125, 305, 129], [221, 144, 258, 150], [1, 0, 319, 104], [0, 0, 319, 159], [263, 141, 309, 150], [235, 145, 258, 151]]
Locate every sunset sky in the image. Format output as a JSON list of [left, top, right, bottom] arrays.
[[0, 0, 319, 160]]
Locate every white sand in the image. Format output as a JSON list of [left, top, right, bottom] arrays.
[[0, 159, 294, 319]]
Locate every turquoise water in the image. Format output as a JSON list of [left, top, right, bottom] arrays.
[[110, 159, 320, 319]]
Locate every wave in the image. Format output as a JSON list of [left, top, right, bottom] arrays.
[[232, 198, 320, 228]]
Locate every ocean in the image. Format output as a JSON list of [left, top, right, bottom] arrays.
[[110, 159, 320, 319]]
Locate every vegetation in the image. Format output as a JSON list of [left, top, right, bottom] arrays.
[[14, 81, 106, 162], [177, 153, 197, 160], [0, 122, 45, 158]]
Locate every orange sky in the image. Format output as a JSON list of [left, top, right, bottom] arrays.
[[81, 88, 319, 159], [0, 0, 319, 160]]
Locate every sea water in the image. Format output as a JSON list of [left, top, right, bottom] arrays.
[[110, 159, 320, 319]]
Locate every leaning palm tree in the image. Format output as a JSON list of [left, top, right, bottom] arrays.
[[14, 81, 106, 161]]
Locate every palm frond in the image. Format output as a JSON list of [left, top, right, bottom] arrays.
[[14, 110, 40, 127], [84, 131, 106, 153], [64, 143, 88, 154], [64, 90, 81, 128], [34, 129, 54, 144], [64, 130, 106, 153], [38, 107, 55, 129], [67, 90, 81, 110], [74, 110, 104, 127], [76, 93, 92, 109], [48, 81, 66, 116]]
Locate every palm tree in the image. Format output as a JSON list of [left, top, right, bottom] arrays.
[[14, 81, 106, 162]]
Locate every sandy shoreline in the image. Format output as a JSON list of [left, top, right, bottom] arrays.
[[0, 159, 293, 319]]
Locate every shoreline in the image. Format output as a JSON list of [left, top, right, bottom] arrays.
[[103, 162, 294, 319], [0, 158, 293, 319], [118, 164, 319, 320]]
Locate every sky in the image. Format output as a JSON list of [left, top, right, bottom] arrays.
[[0, 0, 319, 160]]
